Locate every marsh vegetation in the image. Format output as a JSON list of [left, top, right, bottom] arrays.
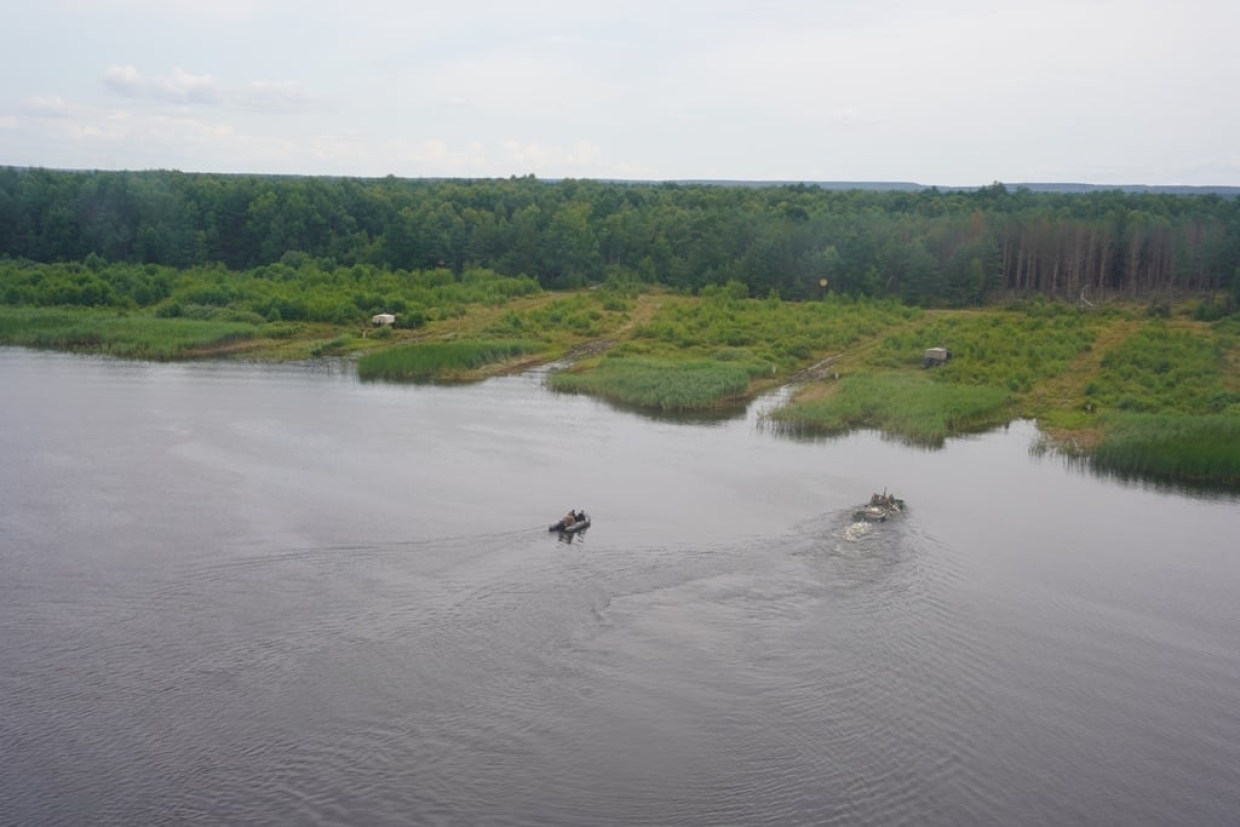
[[547, 356, 758, 412], [769, 373, 1012, 445], [357, 340, 547, 382], [0, 306, 262, 360], [4, 283, 1236, 483]]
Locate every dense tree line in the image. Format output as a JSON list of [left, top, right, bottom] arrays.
[[2, 167, 1238, 306]]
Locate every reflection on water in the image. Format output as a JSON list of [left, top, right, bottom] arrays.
[[546, 386, 751, 425], [1, 349, 1239, 826], [1035, 444, 1240, 499]]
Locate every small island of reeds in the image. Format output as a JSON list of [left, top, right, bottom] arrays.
[[768, 373, 1011, 445], [547, 354, 764, 411]]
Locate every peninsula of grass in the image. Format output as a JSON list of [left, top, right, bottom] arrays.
[[356, 339, 546, 382], [0, 307, 260, 360], [546, 354, 762, 411], [768, 372, 1011, 445]]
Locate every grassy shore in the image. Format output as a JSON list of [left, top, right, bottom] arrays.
[[1090, 413, 1240, 486], [0, 307, 263, 359], [357, 339, 547, 382], [2, 291, 1238, 486], [547, 354, 763, 411], [768, 373, 1011, 445]]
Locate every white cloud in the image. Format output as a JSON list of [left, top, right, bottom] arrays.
[[387, 138, 491, 175], [308, 134, 370, 165], [103, 65, 220, 104], [65, 109, 136, 144], [502, 140, 604, 173], [234, 81, 313, 112], [159, 68, 220, 104], [102, 65, 144, 97], [22, 95, 73, 118], [102, 65, 316, 113]]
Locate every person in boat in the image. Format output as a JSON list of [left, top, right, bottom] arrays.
[[869, 492, 897, 509], [562, 510, 576, 528]]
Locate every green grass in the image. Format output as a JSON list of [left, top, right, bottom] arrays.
[[631, 293, 916, 369], [868, 307, 1099, 393], [1089, 324, 1238, 414], [356, 339, 546, 381], [1092, 413, 1240, 485], [481, 292, 631, 341], [769, 372, 1011, 445], [546, 355, 758, 411], [0, 306, 259, 359]]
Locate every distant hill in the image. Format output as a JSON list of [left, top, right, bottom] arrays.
[[10, 167, 1239, 197], [642, 179, 1240, 197], [955, 182, 1240, 197]]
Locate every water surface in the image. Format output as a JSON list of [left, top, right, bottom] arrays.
[[2, 348, 1238, 826]]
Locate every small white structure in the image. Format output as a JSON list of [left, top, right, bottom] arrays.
[[923, 347, 952, 367], [371, 313, 396, 327]]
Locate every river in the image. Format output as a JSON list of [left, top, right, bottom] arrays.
[[2, 347, 1238, 826]]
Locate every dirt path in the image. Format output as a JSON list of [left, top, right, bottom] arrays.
[[559, 292, 665, 361], [1035, 318, 1141, 410], [488, 291, 669, 376]]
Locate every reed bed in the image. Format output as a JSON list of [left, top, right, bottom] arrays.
[[356, 339, 545, 381], [770, 373, 1010, 445], [0, 307, 258, 359], [1092, 413, 1240, 485], [547, 356, 756, 411]]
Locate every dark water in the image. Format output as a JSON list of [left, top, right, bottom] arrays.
[[2, 348, 1238, 826]]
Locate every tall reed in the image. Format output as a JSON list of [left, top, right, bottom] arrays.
[[356, 339, 545, 381], [0, 308, 258, 359], [770, 373, 1010, 445], [547, 356, 755, 411], [1092, 413, 1240, 484]]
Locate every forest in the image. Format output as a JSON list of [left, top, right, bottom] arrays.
[[2, 166, 1239, 311]]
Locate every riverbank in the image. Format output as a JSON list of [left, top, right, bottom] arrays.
[[1, 291, 1238, 486]]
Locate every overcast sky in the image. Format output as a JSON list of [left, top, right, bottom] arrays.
[[3, 0, 1238, 186]]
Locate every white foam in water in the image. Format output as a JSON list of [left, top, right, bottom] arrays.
[[844, 521, 873, 542]]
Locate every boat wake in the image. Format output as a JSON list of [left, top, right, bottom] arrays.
[[843, 520, 875, 542]]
